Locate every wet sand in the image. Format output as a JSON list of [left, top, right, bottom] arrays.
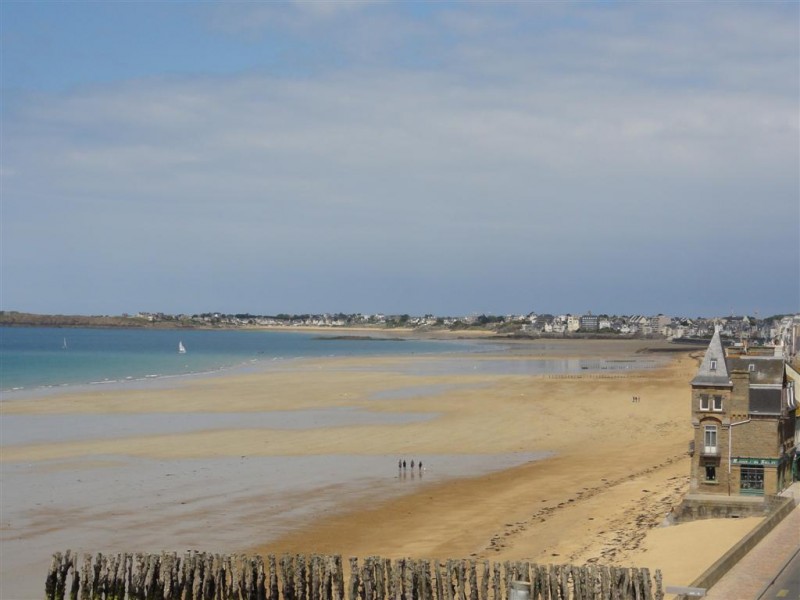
[[0, 338, 756, 599]]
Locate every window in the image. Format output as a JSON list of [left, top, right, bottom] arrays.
[[740, 466, 764, 495], [748, 364, 755, 372], [704, 425, 717, 453], [705, 464, 717, 482], [713, 395, 723, 411], [700, 394, 710, 410], [710, 359, 717, 371]]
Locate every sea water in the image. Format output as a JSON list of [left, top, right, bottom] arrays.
[[1, 327, 664, 395], [0, 327, 463, 393]]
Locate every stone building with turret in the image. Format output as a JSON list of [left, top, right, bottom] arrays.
[[689, 328, 796, 498]]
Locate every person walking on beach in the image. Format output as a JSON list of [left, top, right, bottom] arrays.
[[419, 460, 423, 471], [410, 460, 415, 469], [403, 460, 406, 469], [398, 459, 402, 470]]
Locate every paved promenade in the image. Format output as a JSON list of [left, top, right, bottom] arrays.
[[703, 483, 800, 600]]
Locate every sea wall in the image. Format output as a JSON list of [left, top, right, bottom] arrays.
[[674, 495, 795, 600]]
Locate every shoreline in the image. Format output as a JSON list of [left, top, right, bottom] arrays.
[[0, 336, 671, 405], [0, 339, 751, 599]]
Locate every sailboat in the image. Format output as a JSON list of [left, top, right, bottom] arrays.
[[62, 337, 68, 350], [178, 341, 187, 354]]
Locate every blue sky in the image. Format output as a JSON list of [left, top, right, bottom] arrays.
[[2, 1, 798, 317]]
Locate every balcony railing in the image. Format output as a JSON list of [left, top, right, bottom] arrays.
[[700, 445, 720, 457]]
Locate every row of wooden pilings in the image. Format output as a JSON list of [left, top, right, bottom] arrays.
[[45, 551, 664, 600]]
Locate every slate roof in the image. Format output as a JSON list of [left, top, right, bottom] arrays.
[[691, 327, 732, 387], [727, 356, 784, 385]]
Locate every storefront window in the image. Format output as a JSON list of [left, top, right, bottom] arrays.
[[740, 465, 764, 495]]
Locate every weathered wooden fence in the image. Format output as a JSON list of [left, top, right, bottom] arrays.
[[45, 551, 664, 600]]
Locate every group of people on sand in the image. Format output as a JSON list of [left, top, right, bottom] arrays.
[[398, 459, 423, 471]]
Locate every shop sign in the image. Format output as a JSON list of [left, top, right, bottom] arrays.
[[732, 457, 779, 466]]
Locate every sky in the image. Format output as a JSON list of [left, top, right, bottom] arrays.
[[1, 1, 798, 318]]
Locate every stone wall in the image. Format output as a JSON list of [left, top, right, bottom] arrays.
[[672, 494, 773, 522], [735, 418, 779, 457]]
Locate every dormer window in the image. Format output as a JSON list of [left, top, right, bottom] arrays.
[[710, 359, 717, 371], [748, 364, 755, 372]]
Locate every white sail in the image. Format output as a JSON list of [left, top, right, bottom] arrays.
[[178, 341, 186, 354], [62, 337, 68, 350]]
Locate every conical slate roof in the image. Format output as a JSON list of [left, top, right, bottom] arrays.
[[691, 327, 732, 386]]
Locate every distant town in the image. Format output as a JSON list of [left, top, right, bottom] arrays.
[[3, 310, 798, 348]]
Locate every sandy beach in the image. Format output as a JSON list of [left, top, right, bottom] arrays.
[[0, 337, 762, 599]]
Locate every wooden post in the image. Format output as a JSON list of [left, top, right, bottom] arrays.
[[68, 550, 80, 600], [382, 558, 392, 600], [257, 556, 267, 600], [130, 553, 142, 600], [297, 554, 308, 600], [58, 550, 71, 600], [467, 561, 477, 600], [80, 554, 92, 600], [335, 556, 345, 600], [142, 554, 154, 600], [91, 553, 102, 600], [391, 559, 402, 600], [547, 565, 558, 600], [361, 557, 373, 600], [567, 565, 578, 600], [478, 563, 489, 600], [179, 553, 191, 600], [559, 565, 569, 600], [119, 553, 131, 600], [430, 562, 440, 600], [156, 553, 167, 600], [269, 556, 280, 600], [204, 553, 216, 600], [104, 554, 116, 600], [326, 556, 338, 600], [599, 566, 610, 600], [45, 553, 60, 600], [653, 570, 663, 600], [457, 561, 467, 600], [308, 555, 319, 600], [424, 560, 435, 600], [501, 562, 510, 600], [442, 561, 452, 600], [541, 564, 552, 600], [247, 555, 258, 600], [640, 568, 652, 600], [281, 555, 293, 600], [378, 556, 387, 600], [615, 567, 626, 600], [191, 554, 203, 600], [349, 558, 360, 600], [123, 554, 134, 600], [491, 563, 500, 600], [401, 559, 413, 600]]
